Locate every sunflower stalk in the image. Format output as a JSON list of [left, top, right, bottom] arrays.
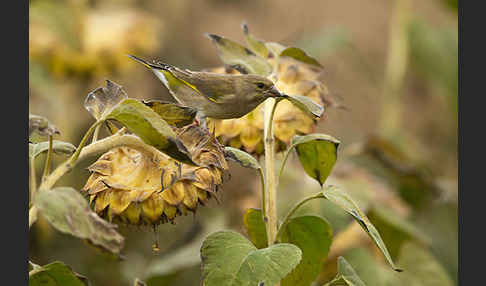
[[263, 97, 279, 246]]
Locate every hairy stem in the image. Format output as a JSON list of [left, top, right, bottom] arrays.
[[41, 135, 53, 181], [275, 193, 324, 241], [263, 98, 279, 245]]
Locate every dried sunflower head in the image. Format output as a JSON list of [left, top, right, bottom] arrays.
[[82, 124, 228, 226], [207, 56, 333, 155]]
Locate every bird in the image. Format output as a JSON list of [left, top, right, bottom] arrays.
[[128, 55, 283, 127]]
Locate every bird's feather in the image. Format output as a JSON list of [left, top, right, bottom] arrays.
[[128, 55, 223, 103]]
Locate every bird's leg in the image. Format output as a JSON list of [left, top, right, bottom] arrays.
[[195, 112, 208, 130]]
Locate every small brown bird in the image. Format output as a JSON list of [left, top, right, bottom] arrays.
[[128, 55, 283, 123]]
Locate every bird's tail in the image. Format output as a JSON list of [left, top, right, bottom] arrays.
[[127, 54, 171, 70]]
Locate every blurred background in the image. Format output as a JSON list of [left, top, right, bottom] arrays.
[[29, 0, 458, 285]]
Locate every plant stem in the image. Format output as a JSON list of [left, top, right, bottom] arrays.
[[275, 193, 323, 242], [92, 124, 101, 143], [258, 168, 267, 217], [69, 120, 103, 165], [41, 135, 53, 181], [263, 98, 279, 245], [277, 148, 292, 186]]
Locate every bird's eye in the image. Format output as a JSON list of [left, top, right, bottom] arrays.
[[257, 82, 265, 89]]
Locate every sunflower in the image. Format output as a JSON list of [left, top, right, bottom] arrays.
[[82, 124, 228, 225]]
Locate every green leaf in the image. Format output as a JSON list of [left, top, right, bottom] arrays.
[[29, 114, 60, 143], [282, 94, 324, 118], [224, 147, 261, 170], [280, 47, 323, 68], [280, 216, 332, 286], [106, 98, 194, 165], [29, 261, 90, 286], [324, 257, 366, 286], [29, 141, 76, 159], [200, 230, 302, 286], [321, 186, 402, 272], [367, 205, 431, 259], [206, 33, 273, 76], [142, 100, 197, 128], [289, 134, 340, 186], [34, 187, 124, 255], [241, 23, 269, 58], [243, 208, 268, 249]]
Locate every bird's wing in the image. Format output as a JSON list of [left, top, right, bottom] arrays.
[[128, 55, 204, 102], [167, 69, 236, 104], [129, 55, 234, 104]]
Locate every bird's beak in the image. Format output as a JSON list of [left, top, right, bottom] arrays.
[[268, 86, 283, 98]]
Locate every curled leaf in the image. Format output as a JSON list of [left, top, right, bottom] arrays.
[[29, 114, 60, 142], [205, 33, 272, 76], [224, 147, 261, 170], [282, 94, 324, 118], [29, 140, 76, 159], [84, 79, 128, 120], [34, 187, 125, 255]]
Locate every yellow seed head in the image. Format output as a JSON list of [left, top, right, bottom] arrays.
[[82, 125, 228, 225]]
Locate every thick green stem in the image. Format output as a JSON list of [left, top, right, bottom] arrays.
[[41, 135, 53, 181], [263, 98, 279, 245], [275, 193, 323, 242]]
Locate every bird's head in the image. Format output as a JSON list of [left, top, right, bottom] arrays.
[[239, 75, 283, 100]]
